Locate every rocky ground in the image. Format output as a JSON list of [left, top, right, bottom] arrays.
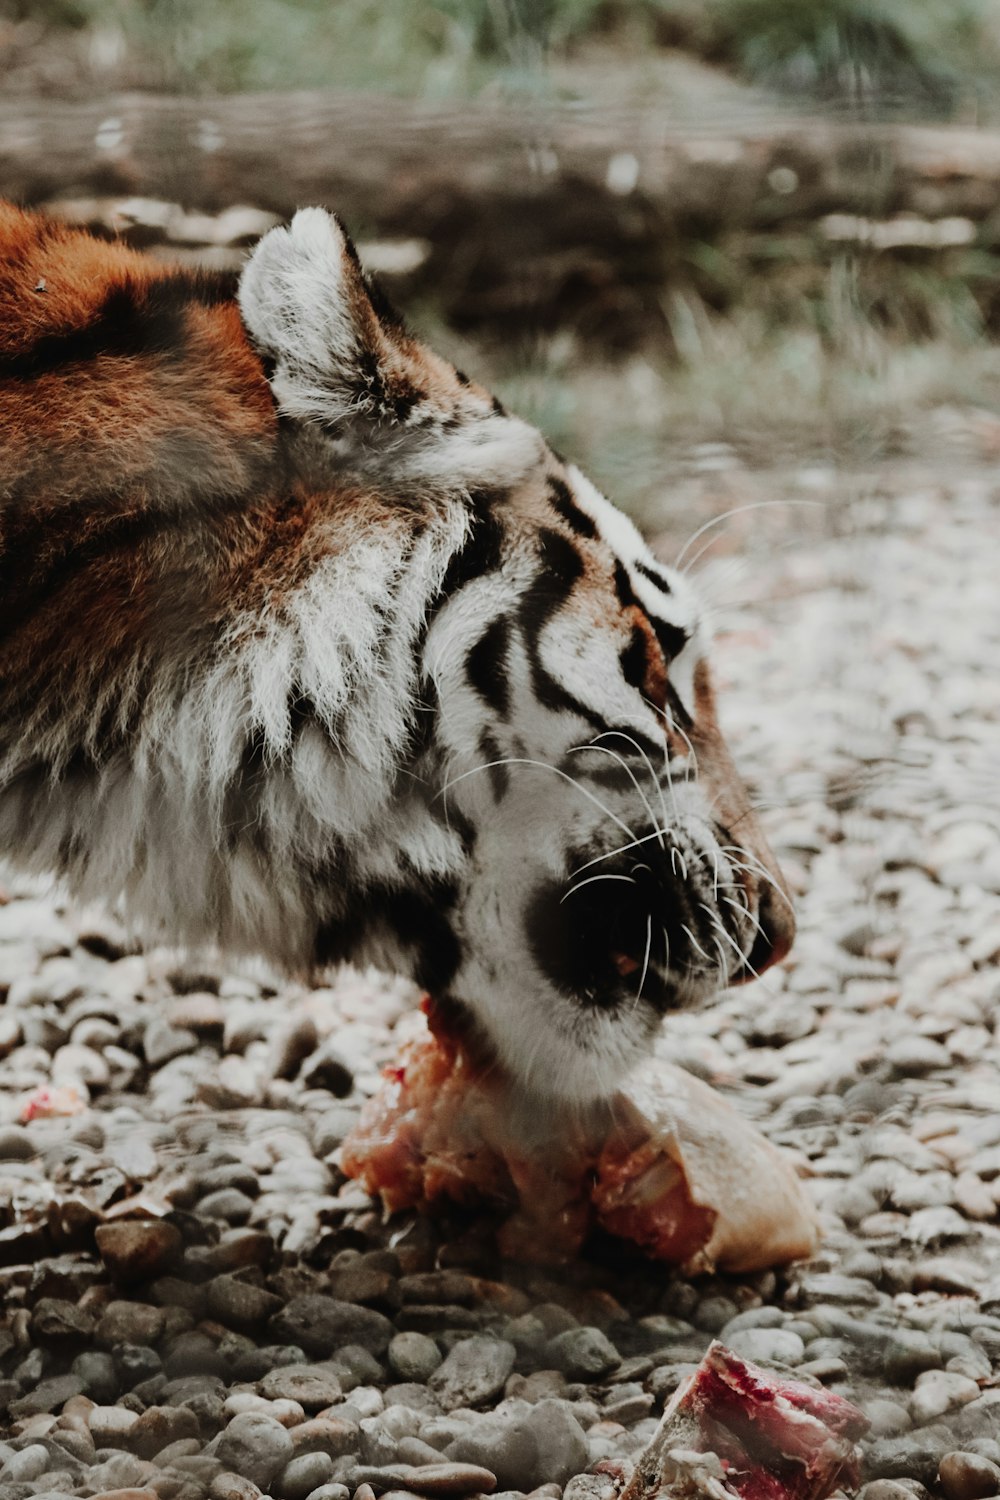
[[1, 458, 1000, 1500]]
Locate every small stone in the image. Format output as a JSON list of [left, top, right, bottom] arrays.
[[197, 1054, 261, 1108], [31, 1297, 97, 1341], [938, 1451, 1000, 1500], [0, 1124, 36, 1160], [207, 1275, 284, 1330], [216, 1411, 295, 1489], [71, 1353, 118, 1409], [8, 1372, 85, 1416], [198, 1188, 256, 1224], [210, 1473, 264, 1500], [327, 1265, 401, 1313], [860, 1484, 924, 1500], [277, 1450, 336, 1499], [96, 1221, 183, 1283], [885, 1037, 950, 1076], [260, 1366, 343, 1411], [89, 1405, 141, 1444], [429, 1338, 516, 1412], [347, 1463, 498, 1496], [725, 1328, 806, 1367], [289, 1415, 361, 1458], [864, 1399, 912, 1438], [312, 1108, 360, 1157], [1, 1443, 50, 1481], [388, 1333, 443, 1383], [96, 1300, 166, 1347], [546, 1328, 620, 1380], [143, 1018, 199, 1066], [271, 1015, 320, 1081], [445, 1398, 586, 1491], [270, 1297, 394, 1358], [911, 1371, 980, 1424], [128, 1403, 201, 1459]]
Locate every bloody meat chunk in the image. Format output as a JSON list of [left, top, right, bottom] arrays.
[[341, 1008, 817, 1271], [621, 1342, 869, 1500]]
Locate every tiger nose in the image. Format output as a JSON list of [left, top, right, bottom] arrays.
[[743, 882, 796, 979]]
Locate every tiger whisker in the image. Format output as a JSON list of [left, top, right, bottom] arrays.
[[633, 913, 653, 1015], [560, 871, 637, 904], [590, 727, 673, 845], [569, 826, 671, 879], [680, 922, 714, 967], [673, 499, 822, 571], [570, 742, 664, 850], [438, 757, 635, 839]]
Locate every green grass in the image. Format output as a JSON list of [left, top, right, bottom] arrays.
[[4, 0, 1000, 108], [419, 266, 1000, 523]]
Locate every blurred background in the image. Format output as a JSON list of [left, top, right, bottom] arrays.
[[6, 0, 1000, 534]]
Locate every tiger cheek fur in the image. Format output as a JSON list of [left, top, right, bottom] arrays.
[[0, 202, 793, 1103]]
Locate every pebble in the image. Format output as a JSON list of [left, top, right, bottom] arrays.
[[270, 1298, 394, 1358], [910, 1370, 981, 1423], [429, 1338, 517, 1411], [725, 1328, 805, 1367], [277, 1450, 337, 1499], [938, 1451, 1000, 1500], [0, 1124, 36, 1160], [546, 1328, 620, 1379], [95, 1221, 183, 1283], [388, 1333, 443, 1383], [260, 1365, 344, 1410], [215, 1412, 295, 1490]]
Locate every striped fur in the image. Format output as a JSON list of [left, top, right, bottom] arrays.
[[0, 204, 794, 1101]]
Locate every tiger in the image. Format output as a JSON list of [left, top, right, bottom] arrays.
[[0, 201, 794, 1103]]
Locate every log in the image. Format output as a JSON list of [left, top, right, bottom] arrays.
[[5, 91, 1000, 229], [3, 91, 998, 337]]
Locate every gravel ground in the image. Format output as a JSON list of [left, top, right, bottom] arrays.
[[2, 460, 1000, 1500]]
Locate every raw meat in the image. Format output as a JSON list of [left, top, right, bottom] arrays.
[[621, 1341, 869, 1500], [341, 1007, 817, 1270]]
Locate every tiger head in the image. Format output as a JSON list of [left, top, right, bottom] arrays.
[[236, 209, 795, 1103]]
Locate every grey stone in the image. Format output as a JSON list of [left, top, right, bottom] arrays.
[[546, 1327, 620, 1380], [445, 1399, 587, 1491], [1, 1445, 50, 1482], [725, 1328, 806, 1366], [864, 1399, 912, 1438], [198, 1187, 256, 1223], [96, 1298, 166, 1347], [207, 1274, 284, 1330], [429, 1337, 517, 1411], [278, 1450, 337, 1500], [261, 1364, 344, 1410], [216, 1411, 295, 1489], [270, 1296, 395, 1357], [388, 1333, 443, 1383], [910, 1371, 980, 1424]]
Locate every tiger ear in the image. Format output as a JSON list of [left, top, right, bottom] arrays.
[[237, 207, 414, 428]]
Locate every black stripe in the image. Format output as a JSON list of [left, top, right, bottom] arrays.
[[479, 728, 509, 801], [548, 476, 598, 540], [619, 625, 650, 693], [0, 503, 179, 640], [635, 559, 672, 594], [436, 491, 506, 601], [315, 878, 461, 993], [613, 559, 687, 663], [0, 269, 238, 380], [465, 614, 512, 719], [518, 528, 610, 731]]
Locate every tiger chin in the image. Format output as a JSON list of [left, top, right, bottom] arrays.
[[0, 201, 794, 1105]]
